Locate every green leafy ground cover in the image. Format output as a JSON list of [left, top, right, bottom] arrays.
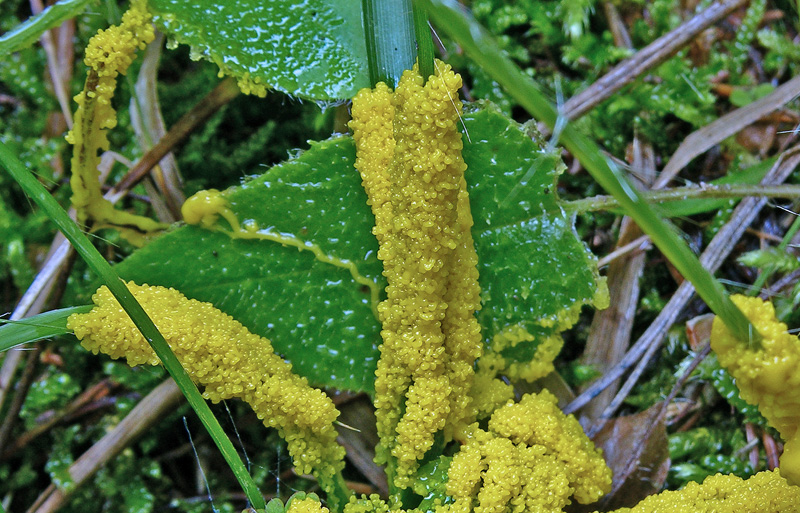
[[2, 0, 800, 511]]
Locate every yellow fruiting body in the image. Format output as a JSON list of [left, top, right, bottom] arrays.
[[487, 391, 611, 504], [598, 470, 799, 513], [468, 370, 514, 420], [343, 494, 395, 513], [67, 282, 345, 489], [440, 172, 484, 439], [286, 497, 330, 513], [440, 393, 610, 513], [66, 0, 165, 241], [350, 61, 482, 488], [482, 326, 564, 383], [350, 82, 395, 233], [711, 295, 800, 486]]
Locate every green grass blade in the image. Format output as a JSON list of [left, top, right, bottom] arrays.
[[0, 141, 266, 510], [413, 3, 434, 80], [0, 306, 92, 352], [418, 0, 759, 347], [362, 0, 416, 87], [563, 182, 800, 216], [0, 0, 94, 55]]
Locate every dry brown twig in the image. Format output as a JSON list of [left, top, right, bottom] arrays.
[[658, 73, 800, 187], [559, 0, 750, 122]]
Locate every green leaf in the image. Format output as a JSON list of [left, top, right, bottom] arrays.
[[0, 0, 95, 55], [413, 455, 452, 509], [117, 138, 383, 392], [263, 497, 287, 513], [148, 0, 369, 100], [0, 306, 92, 353], [115, 105, 603, 393], [462, 109, 601, 339]]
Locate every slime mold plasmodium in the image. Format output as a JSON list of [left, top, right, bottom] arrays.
[[66, 0, 166, 244], [711, 294, 800, 487], [67, 282, 346, 498], [444, 391, 611, 513], [342, 391, 611, 513], [286, 496, 330, 513], [349, 59, 612, 510], [595, 470, 799, 513], [350, 61, 484, 488]]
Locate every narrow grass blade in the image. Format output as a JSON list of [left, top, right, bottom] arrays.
[[0, 142, 266, 510], [362, 0, 416, 87], [0, 306, 92, 352]]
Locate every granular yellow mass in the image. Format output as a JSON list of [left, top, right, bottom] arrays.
[[286, 496, 331, 513], [711, 294, 800, 486], [67, 282, 345, 492], [343, 494, 396, 513], [350, 61, 482, 488], [597, 470, 799, 513], [441, 393, 610, 513], [487, 391, 611, 504], [66, 0, 165, 243], [350, 82, 395, 234], [483, 326, 563, 383]]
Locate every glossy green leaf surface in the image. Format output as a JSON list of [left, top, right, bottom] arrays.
[[117, 137, 383, 392], [147, 0, 369, 100], [115, 106, 602, 393], [462, 109, 601, 339]]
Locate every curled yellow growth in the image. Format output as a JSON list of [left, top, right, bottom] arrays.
[[441, 391, 610, 513], [597, 470, 799, 513], [350, 61, 483, 488], [481, 325, 564, 384], [487, 391, 611, 504], [66, 0, 165, 243], [343, 494, 394, 513], [711, 295, 800, 486], [67, 282, 345, 491]]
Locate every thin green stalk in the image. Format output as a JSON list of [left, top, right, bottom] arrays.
[[564, 183, 800, 215], [319, 473, 353, 513], [0, 306, 92, 351], [0, 142, 266, 511], [413, 4, 435, 80], [362, 0, 417, 88], [747, 212, 800, 296], [418, 0, 760, 348]]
